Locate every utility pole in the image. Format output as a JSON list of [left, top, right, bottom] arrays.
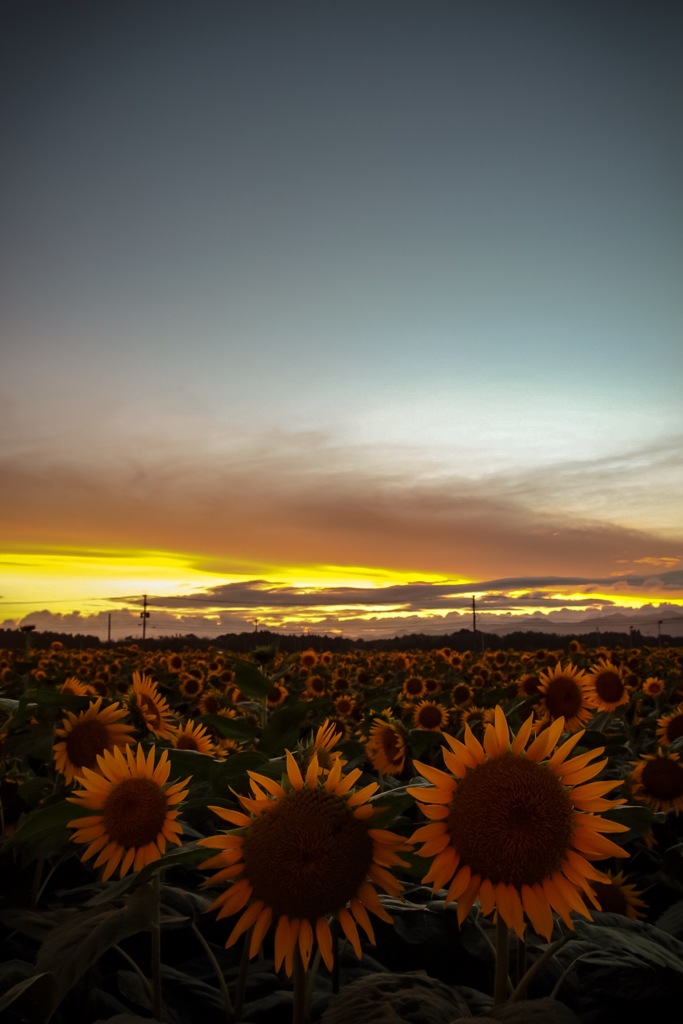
[[140, 594, 150, 639], [107, 613, 111, 643]]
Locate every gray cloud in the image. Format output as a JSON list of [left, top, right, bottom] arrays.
[[2, 430, 682, 583]]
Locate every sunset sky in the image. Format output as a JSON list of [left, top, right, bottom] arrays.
[[2, 0, 682, 642]]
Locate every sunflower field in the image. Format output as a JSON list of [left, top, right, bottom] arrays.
[[2, 639, 683, 1024]]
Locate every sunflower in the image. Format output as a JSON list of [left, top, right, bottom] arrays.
[[591, 870, 647, 920], [537, 662, 594, 732], [460, 706, 495, 735], [171, 719, 217, 757], [643, 677, 665, 698], [310, 718, 347, 770], [407, 706, 628, 940], [451, 682, 473, 707], [402, 676, 426, 701], [198, 690, 224, 716], [199, 752, 409, 975], [53, 698, 135, 784], [266, 683, 288, 709], [365, 717, 407, 776], [585, 658, 630, 712], [179, 674, 204, 700], [305, 674, 327, 699], [629, 750, 683, 814], [517, 673, 542, 699], [412, 701, 449, 732], [67, 743, 190, 880], [423, 677, 441, 696], [334, 695, 356, 719], [656, 705, 683, 747], [131, 672, 176, 739], [60, 676, 92, 697]]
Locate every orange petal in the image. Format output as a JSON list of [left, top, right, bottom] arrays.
[[315, 917, 334, 972]]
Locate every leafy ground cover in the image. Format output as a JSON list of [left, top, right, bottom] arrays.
[[2, 640, 683, 1023]]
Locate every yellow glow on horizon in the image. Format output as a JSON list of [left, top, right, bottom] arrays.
[[0, 545, 464, 622], [2, 545, 680, 631]]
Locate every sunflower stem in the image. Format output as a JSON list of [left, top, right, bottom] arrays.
[[30, 854, 45, 908], [151, 871, 163, 1022], [190, 921, 234, 1021], [114, 944, 153, 1003], [304, 947, 322, 1015], [493, 915, 510, 1005], [292, 946, 309, 1024], [331, 916, 340, 994], [510, 933, 572, 1003], [233, 925, 252, 1022]]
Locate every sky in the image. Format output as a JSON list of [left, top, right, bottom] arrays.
[[1, 0, 682, 642]]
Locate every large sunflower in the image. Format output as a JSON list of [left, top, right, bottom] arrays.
[[537, 662, 594, 732], [408, 707, 628, 940], [199, 751, 409, 975], [53, 698, 135, 784], [67, 743, 190, 879]]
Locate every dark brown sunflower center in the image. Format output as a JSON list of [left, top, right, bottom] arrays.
[[641, 757, 683, 799], [382, 727, 404, 763], [201, 696, 222, 715], [102, 778, 168, 848], [594, 672, 624, 703], [65, 720, 111, 768], [665, 716, 683, 744], [242, 788, 373, 920], [447, 754, 574, 887], [544, 677, 582, 718], [176, 734, 201, 750], [417, 705, 443, 729], [591, 880, 628, 916]]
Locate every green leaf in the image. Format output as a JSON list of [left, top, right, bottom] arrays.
[[8, 799, 76, 850], [93, 1015, 163, 1024], [18, 777, 54, 806], [487, 997, 582, 1022], [164, 748, 267, 795], [555, 914, 683, 975], [662, 840, 683, 888], [231, 658, 273, 699], [36, 887, 157, 1007], [0, 971, 56, 1021], [655, 897, 683, 937], [259, 701, 310, 757], [5, 690, 90, 730], [601, 803, 657, 842], [197, 713, 258, 742]]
